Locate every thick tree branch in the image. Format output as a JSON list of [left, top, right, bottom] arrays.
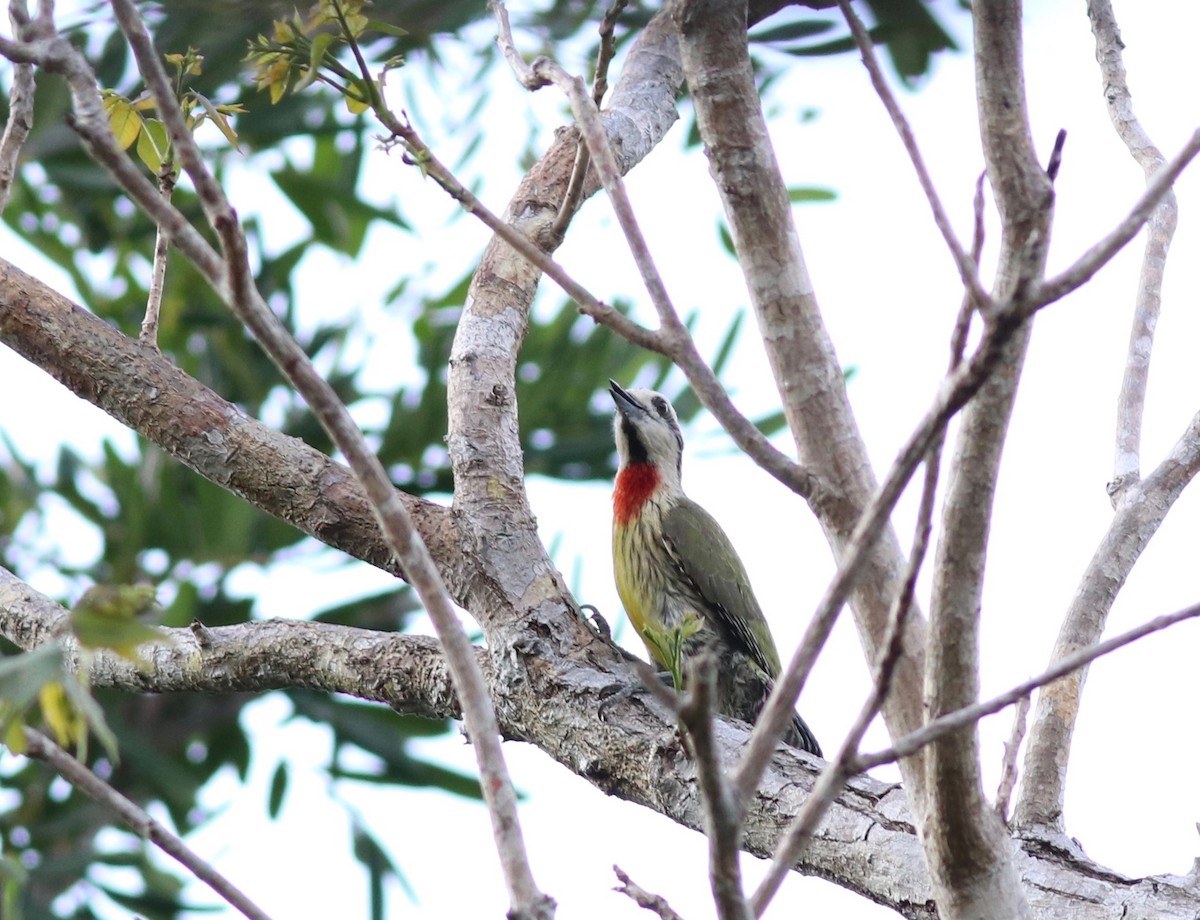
[[0, 258, 461, 588], [673, 0, 932, 811], [0, 566, 467, 718], [6, 563, 1200, 918], [1014, 409, 1200, 830], [919, 2, 1050, 917]]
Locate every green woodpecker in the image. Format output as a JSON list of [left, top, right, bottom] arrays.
[[609, 380, 821, 756]]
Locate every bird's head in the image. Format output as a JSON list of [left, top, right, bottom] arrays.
[[609, 380, 684, 491]]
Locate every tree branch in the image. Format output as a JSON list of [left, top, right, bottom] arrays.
[[1025, 128, 1200, 315], [0, 258, 460, 588], [0, 565, 467, 718], [21, 727, 276, 920], [918, 1, 1051, 915], [1014, 408, 1200, 830], [7, 562, 1200, 918], [672, 0, 941, 816], [1085, 0, 1179, 501], [858, 599, 1200, 773], [0, 0, 38, 217], [750, 421, 944, 916], [679, 659, 751, 920], [835, 0, 991, 313]]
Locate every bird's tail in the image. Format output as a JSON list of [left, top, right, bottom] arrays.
[[787, 711, 822, 758]]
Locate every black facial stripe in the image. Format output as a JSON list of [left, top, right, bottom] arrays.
[[622, 415, 650, 464]]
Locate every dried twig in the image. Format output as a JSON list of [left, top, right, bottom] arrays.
[[21, 727, 275, 920], [1027, 128, 1200, 314], [552, 0, 628, 235], [140, 167, 176, 347], [993, 694, 1030, 823], [613, 866, 686, 920]]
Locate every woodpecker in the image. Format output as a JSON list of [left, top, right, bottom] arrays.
[[609, 380, 821, 757]]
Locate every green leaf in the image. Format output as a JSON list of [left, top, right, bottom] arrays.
[[788, 185, 837, 203], [267, 760, 288, 818], [364, 19, 409, 38], [750, 19, 835, 43], [0, 643, 67, 715], [136, 118, 170, 173]]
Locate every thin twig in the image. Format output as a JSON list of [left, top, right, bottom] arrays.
[[993, 694, 1030, 823], [0, 1, 38, 217], [729, 306, 1026, 805], [21, 727, 275, 920], [855, 600, 1200, 772], [1087, 0, 1178, 503], [680, 658, 751, 920], [551, 0, 626, 235], [613, 866, 686, 920], [592, 0, 626, 106], [836, 0, 992, 312], [749, 399, 947, 914], [1027, 128, 1200, 314], [140, 166, 176, 347], [108, 4, 551, 915]]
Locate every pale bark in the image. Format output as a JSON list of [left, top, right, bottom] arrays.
[[918, 2, 1050, 916]]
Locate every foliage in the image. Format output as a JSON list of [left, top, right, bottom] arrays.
[[0, 1, 958, 916]]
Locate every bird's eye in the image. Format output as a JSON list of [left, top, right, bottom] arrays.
[[651, 396, 669, 418]]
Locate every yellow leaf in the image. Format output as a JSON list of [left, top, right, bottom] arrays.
[[345, 92, 369, 114], [38, 682, 85, 751], [106, 97, 143, 150], [3, 717, 26, 755]]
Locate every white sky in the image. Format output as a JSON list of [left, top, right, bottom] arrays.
[[3, 1, 1200, 918]]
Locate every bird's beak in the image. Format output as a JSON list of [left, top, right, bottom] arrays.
[[609, 379, 644, 418]]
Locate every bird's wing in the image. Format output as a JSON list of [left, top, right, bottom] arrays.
[[662, 498, 784, 678]]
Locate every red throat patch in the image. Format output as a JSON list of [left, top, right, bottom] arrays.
[[614, 464, 661, 524]]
